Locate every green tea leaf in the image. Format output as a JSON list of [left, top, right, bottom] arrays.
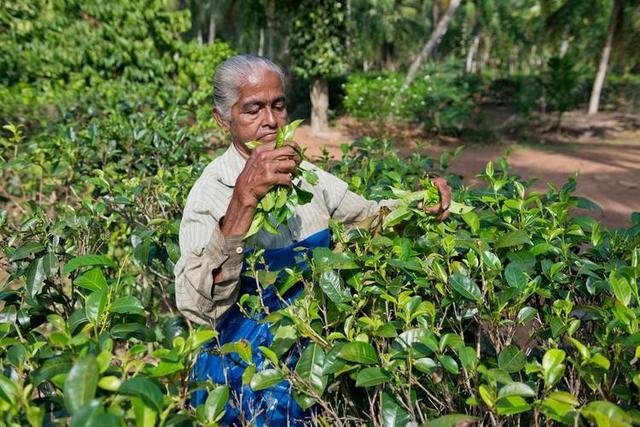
[[450, 273, 482, 303], [111, 296, 145, 315], [498, 382, 536, 400], [381, 391, 410, 427], [337, 342, 378, 365], [64, 255, 115, 275], [424, 414, 479, 427], [219, 340, 253, 365], [496, 395, 531, 415], [295, 344, 327, 401], [498, 345, 525, 373], [250, 369, 284, 391], [10, 241, 46, 261], [542, 349, 566, 387], [201, 385, 229, 422], [85, 288, 107, 324], [63, 354, 98, 414], [355, 367, 391, 387], [119, 377, 163, 413], [74, 268, 107, 292], [495, 230, 532, 249], [318, 270, 351, 305], [582, 401, 632, 427]]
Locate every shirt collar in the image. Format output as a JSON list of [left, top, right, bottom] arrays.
[[217, 143, 248, 187]]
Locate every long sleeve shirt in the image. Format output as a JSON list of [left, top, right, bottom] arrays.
[[174, 143, 397, 325]]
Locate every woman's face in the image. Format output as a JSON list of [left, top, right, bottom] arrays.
[[217, 69, 288, 156]]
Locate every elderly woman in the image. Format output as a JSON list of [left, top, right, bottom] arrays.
[[174, 54, 451, 425]]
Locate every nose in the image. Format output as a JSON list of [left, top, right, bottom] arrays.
[[264, 107, 277, 128]]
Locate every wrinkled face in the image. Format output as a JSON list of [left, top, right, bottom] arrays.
[[215, 68, 288, 156]]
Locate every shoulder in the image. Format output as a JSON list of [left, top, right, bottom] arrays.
[[183, 156, 234, 220]]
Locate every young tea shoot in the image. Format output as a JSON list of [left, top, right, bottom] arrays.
[[245, 119, 318, 238], [383, 177, 472, 228]]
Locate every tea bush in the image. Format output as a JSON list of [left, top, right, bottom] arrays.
[[342, 62, 478, 134], [2, 2, 640, 426], [3, 120, 640, 425]]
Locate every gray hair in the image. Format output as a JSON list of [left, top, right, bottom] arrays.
[[213, 54, 286, 120]]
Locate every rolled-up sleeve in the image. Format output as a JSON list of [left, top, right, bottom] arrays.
[[311, 165, 399, 225], [174, 200, 245, 325]]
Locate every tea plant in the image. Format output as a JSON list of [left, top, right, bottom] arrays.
[[238, 140, 640, 426], [2, 2, 639, 425], [244, 119, 319, 238]]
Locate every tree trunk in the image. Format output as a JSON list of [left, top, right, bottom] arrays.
[[266, 0, 275, 58], [588, 0, 621, 115], [465, 34, 480, 73], [403, 0, 462, 89], [207, 0, 216, 43], [282, 35, 292, 80], [345, 0, 352, 53], [310, 76, 329, 135], [258, 27, 265, 56], [382, 42, 397, 71], [480, 34, 492, 72], [559, 28, 570, 57]]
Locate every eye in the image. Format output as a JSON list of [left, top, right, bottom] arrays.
[[273, 102, 286, 111]]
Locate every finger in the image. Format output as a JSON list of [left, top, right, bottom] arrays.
[[273, 145, 299, 160], [252, 142, 276, 154], [424, 205, 441, 215], [274, 151, 301, 165], [437, 209, 450, 221], [273, 159, 298, 173], [433, 177, 452, 211], [271, 172, 293, 187], [259, 145, 296, 162]]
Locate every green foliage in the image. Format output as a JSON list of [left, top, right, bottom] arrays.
[[0, 0, 190, 85], [343, 62, 476, 133], [2, 0, 640, 425], [545, 55, 587, 125], [289, 0, 347, 79], [244, 119, 319, 238], [235, 139, 640, 424], [0, 2, 235, 424]]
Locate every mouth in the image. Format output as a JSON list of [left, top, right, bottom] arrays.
[[259, 132, 277, 142]]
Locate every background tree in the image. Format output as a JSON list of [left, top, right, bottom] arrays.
[[403, 0, 462, 89], [289, 0, 347, 135]]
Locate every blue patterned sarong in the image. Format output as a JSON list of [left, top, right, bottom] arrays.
[[191, 229, 330, 426]]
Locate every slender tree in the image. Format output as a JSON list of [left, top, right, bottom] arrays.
[[403, 0, 462, 89], [588, 0, 623, 114], [289, 0, 347, 135]]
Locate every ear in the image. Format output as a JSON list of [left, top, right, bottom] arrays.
[[213, 108, 230, 131]]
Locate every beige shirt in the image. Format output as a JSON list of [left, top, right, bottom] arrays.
[[174, 144, 397, 325]]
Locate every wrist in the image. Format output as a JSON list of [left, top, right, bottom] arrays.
[[233, 187, 258, 209]]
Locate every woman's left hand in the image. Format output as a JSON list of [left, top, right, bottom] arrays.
[[424, 176, 452, 221]]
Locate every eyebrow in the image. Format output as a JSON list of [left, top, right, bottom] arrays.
[[241, 96, 286, 110]]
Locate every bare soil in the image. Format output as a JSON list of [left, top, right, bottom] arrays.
[[294, 111, 640, 229]]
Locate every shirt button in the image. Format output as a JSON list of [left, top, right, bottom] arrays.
[[235, 246, 244, 255]]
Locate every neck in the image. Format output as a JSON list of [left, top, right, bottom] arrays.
[[232, 141, 251, 159]]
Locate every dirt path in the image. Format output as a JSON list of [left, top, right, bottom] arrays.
[[295, 112, 640, 229]]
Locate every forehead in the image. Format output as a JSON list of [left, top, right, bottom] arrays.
[[235, 69, 284, 103]]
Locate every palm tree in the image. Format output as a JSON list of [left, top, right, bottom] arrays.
[[403, 0, 462, 89], [542, 0, 639, 114]]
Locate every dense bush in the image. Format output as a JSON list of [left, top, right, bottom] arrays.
[[3, 124, 640, 424], [257, 140, 640, 425], [2, 2, 640, 426], [343, 62, 478, 134]]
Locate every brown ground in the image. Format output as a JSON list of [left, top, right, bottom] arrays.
[[295, 111, 640, 229]]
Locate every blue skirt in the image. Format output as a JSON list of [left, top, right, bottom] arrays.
[[191, 229, 330, 426]]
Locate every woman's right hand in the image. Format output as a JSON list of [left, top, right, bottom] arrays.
[[234, 144, 301, 208]]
